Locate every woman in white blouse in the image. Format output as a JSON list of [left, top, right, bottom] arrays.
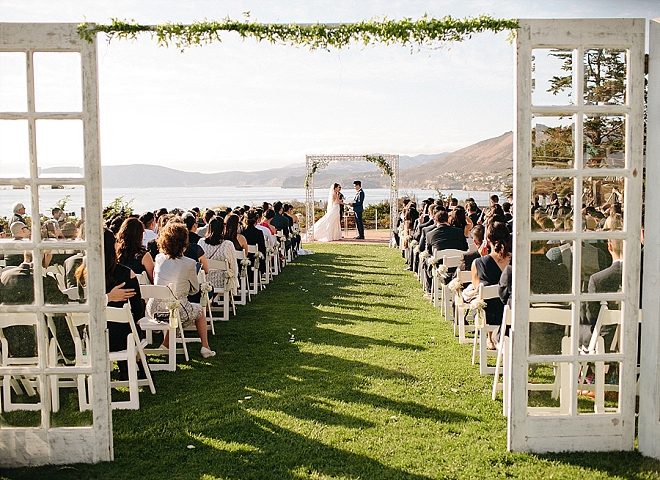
[[147, 221, 215, 358]]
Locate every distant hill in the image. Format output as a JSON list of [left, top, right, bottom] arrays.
[[98, 133, 511, 190], [399, 132, 513, 189]]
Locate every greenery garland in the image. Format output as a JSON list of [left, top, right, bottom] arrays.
[[364, 155, 394, 177], [78, 15, 518, 51]]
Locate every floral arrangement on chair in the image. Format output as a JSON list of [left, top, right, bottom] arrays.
[[419, 250, 431, 261], [253, 252, 265, 271], [448, 277, 464, 306], [199, 282, 213, 307], [240, 258, 251, 279], [470, 299, 487, 329], [165, 298, 181, 329]]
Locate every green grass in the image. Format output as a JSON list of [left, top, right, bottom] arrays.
[[2, 243, 660, 479]]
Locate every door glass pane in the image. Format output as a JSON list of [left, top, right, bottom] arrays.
[[583, 115, 625, 169], [0, 52, 27, 112], [33, 52, 82, 112], [527, 361, 571, 415], [532, 115, 575, 169], [0, 183, 32, 246], [583, 49, 627, 106], [532, 176, 575, 232], [578, 301, 622, 355], [529, 303, 573, 356], [532, 49, 574, 106], [531, 244, 573, 295], [0, 119, 30, 178], [577, 361, 620, 414], [36, 120, 84, 177]]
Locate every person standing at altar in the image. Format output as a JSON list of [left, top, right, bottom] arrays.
[[350, 180, 365, 239]]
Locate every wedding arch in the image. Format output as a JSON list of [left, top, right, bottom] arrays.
[[304, 154, 398, 242]]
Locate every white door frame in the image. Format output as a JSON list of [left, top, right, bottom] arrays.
[[639, 17, 660, 460], [509, 19, 645, 452], [0, 23, 112, 466]]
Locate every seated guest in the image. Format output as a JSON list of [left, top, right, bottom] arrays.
[[75, 229, 146, 378], [255, 208, 276, 248], [260, 209, 277, 236], [462, 224, 485, 272], [198, 216, 238, 295], [116, 217, 155, 283], [182, 212, 201, 245], [223, 213, 249, 256], [140, 211, 157, 247], [470, 221, 511, 349], [242, 210, 267, 276], [421, 209, 468, 296], [147, 213, 173, 260], [147, 222, 215, 358], [449, 205, 472, 239], [196, 209, 215, 238], [284, 204, 301, 253], [271, 201, 291, 252]]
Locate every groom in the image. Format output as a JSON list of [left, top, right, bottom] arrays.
[[351, 180, 365, 239]]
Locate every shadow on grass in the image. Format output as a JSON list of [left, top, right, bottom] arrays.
[[534, 451, 660, 480]]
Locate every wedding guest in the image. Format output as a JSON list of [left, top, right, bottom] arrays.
[[196, 209, 215, 238], [470, 221, 511, 349], [116, 217, 155, 283], [255, 208, 276, 248], [198, 216, 238, 295], [260, 209, 277, 235], [283, 204, 300, 253], [147, 222, 215, 358], [140, 211, 157, 247], [11, 202, 26, 225], [182, 212, 201, 245], [242, 210, 267, 276], [224, 213, 249, 256], [449, 205, 472, 239]]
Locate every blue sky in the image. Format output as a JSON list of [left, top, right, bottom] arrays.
[[1, 1, 659, 172]]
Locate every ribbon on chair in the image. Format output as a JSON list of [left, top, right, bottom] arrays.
[[165, 298, 181, 329], [254, 252, 265, 271], [226, 273, 239, 293], [240, 258, 251, 279], [420, 251, 431, 262], [470, 299, 487, 329], [199, 282, 213, 307], [432, 262, 448, 280], [448, 277, 464, 306]]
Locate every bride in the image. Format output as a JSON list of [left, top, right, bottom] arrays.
[[313, 183, 344, 242]]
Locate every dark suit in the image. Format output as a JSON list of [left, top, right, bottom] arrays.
[[243, 225, 267, 274], [271, 212, 292, 253], [585, 260, 622, 324], [353, 188, 365, 238], [423, 224, 468, 293]]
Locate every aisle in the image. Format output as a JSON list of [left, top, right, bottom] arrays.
[[6, 244, 659, 480]]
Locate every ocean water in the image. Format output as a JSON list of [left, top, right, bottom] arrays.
[[0, 186, 499, 219]]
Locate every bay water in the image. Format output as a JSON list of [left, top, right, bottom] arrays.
[[0, 186, 499, 220]]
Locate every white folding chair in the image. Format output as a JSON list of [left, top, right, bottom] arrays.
[[492, 305, 512, 409], [234, 250, 251, 306], [138, 284, 188, 372], [440, 255, 463, 321], [247, 244, 262, 295], [135, 272, 151, 285], [454, 269, 476, 343], [0, 312, 42, 412], [430, 249, 466, 308], [471, 284, 501, 375], [106, 304, 156, 410], [197, 269, 214, 335], [207, 258, 234, 321], [579, 303, 621, 413]]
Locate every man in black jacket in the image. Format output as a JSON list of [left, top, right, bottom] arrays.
[[421, 210, 468, 295]]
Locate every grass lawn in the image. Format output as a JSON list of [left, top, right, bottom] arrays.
[[2, 243, 660, 479]]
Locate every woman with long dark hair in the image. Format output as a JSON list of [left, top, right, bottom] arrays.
[[198, 216, 238, 294], [470, 221, 511, 348], [223, 213, 249, 256], [449, 205, 473, 238], [116, 217, 155, 282]]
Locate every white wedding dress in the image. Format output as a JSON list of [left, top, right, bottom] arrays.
[[313, 188, 343, 242]]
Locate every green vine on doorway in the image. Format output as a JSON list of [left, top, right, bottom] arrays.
[[78, 15, 518, 51]]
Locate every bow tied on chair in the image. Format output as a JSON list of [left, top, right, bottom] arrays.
[[240, 258, 251, 279], [470, 299, 487, 329], [448, 277, 464, 307], [254, 252, 265, 271], [165, 298, 182, 329], [199, 282, 213, 307]]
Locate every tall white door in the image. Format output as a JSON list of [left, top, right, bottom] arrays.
[[639, 17, 660, 460], [0, 23, 111, 466], [509, 19, 645, 452]]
